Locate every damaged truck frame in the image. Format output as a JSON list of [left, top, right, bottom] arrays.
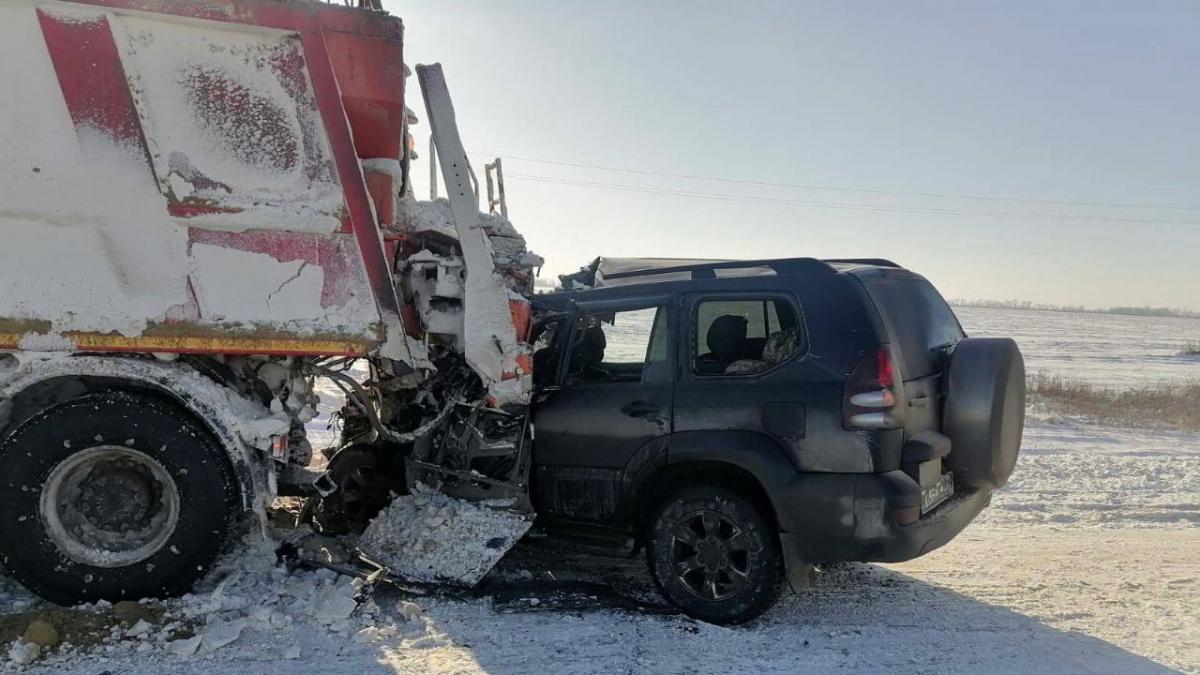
[[0, 0, 1025, 624]]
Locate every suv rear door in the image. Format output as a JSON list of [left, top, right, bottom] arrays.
[[858, 272, 965, 435], [532, 296, 675, 523], [672, 291, 873, 472]]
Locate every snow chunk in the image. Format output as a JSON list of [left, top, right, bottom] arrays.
[[199, 618, 248, 653], [312, 578, 361, 625], [124, 619, 154, 639], [16, 333, 76, 352], [396, 197, 456, 237], [361, 158, 404, 180], [6, 639, 40, 666], [165, 635, 201, 657]]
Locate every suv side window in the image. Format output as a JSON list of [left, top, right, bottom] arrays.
[[694, 297, 803, 376], [564, 306, 671, 385]]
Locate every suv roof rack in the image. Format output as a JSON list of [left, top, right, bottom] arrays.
[[599, 257, 832, 283], [821, 258, 901, 268]]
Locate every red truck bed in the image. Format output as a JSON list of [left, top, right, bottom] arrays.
[[0, 0, 408, 356]]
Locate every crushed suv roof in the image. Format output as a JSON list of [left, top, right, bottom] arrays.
[[554, 256, 903, 291]]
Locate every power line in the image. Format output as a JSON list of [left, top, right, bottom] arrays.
[[469, 151, 1200, 213], [505, 173, 1200, 227]]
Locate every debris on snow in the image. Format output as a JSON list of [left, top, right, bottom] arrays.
[[165, 635, 202, 657], [398, 601, 423, 623], [198, 619, 248, 654], [312, 580, 361, 626], [357, 483, 534, 586], [0, 530, 379, 667], [6, 639, 41, 667], [123, 620, 154, 639]]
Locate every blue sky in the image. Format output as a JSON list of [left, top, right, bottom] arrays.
[[389, 1, 1200, 310]]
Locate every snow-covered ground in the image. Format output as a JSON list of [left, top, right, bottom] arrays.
[[984, 419, 1200, 528], [955, 306, 1200, 389], [2, 307, 1198, 674]]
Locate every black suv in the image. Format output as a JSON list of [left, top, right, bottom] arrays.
[[530, 257, 1025, 623]]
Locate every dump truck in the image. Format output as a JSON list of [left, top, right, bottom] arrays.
[[0, 0, 541, 605]]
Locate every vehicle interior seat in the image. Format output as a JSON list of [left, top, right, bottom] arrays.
[[532, 343, 560, 387], [568, 324, 611, 381], [742, 337, 768, 360], [697, 315, 748, 375]]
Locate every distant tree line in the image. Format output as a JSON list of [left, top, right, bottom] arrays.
[[951, 298, 1200, 320]]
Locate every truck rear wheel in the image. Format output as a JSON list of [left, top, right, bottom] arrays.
[[0, 391, 239, 605], [646, 486, 783, 624]]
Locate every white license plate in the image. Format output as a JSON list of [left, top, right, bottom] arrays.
[[920, 472, 955, 515]]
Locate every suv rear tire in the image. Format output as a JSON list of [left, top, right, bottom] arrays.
[[646, 486, 783, 624], [0, 391, 240, 605]]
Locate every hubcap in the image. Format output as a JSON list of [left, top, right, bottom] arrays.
[[669, 509, 751, 601], [40, 446, 180, 568]]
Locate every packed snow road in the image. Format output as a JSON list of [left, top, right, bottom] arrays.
[[5, 528, 1195, 674], [3, 417, 1197, 674], [378, 528, 1200, 675]]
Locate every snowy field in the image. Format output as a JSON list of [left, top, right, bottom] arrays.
[[3, 306, 1199, 674], [956, 306, 1200, 389]]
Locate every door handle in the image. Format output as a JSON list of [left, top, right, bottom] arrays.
[[621, 401, 660, 417]]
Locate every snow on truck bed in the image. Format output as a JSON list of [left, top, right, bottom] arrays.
[[0, 3, 377, 344]]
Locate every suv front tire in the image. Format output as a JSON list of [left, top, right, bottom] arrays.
[[646, 486, 783, 624]]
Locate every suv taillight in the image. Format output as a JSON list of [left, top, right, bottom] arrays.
[[875, 348, 894, 389], [844, 347, 902, 430]]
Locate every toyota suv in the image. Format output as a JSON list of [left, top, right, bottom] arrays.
[[528, 257, 1025, 623]]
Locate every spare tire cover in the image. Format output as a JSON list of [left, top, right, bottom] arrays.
[[942, 338, 1025, 489]]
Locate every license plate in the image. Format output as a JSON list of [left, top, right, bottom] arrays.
[[920, 472, 955, 515]]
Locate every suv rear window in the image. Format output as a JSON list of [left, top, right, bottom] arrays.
[[694, 297, 803, 376], [862, 277, 963, 379]]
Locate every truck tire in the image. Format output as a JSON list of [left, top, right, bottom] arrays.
[[647, 486, 783, 624], [943, 337, 1026, 489], [0, 390, 240, 605]]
